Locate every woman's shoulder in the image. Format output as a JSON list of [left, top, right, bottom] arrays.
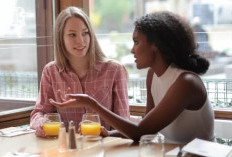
[[179, 70, 203, 83], [44, 61, 56, 67], [99, 59, 125, 70], [180, 72, 208, 109], [43, 61, 60, 71], [170, 65, 203, 85], [178, 72, 206, 96], [176, 72, 204, 89], [167, 71, 207, 110]]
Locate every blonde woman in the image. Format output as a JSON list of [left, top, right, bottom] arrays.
[[30, 7, 129, 137]]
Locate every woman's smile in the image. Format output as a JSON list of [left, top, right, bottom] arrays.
[[74, 46, 86, 53]]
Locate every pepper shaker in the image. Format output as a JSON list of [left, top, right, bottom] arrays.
[[68, 121, 77, 151]]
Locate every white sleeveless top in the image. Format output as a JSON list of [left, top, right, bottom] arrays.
[[151, 65, 214, 144]]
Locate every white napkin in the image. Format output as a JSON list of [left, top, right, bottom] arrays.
[[182, 138, 232, 157], [2, 152, 39, 157], [0, 126, 35, 137], [165, 147, 181, 157]]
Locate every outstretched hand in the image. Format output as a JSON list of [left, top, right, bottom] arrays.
[[49, 94, 96, 108], [57, 87, 72, 103], [49, 97, 77, 108]]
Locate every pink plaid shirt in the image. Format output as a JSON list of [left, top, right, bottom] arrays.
[[30, 61, 130, 134]]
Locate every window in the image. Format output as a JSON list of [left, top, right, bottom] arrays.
[[1, 0, 231, 124], [0, 0, 54, 127], [89, 0, 232, 118]]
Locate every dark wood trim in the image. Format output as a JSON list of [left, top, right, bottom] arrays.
[[0, 106, 34, 129], [0, 118, 30, 129], [58, 0, 89, 14], [36, 0, 54, 85], [53, 0, 60, 18], [60, 0, 83, 11], [214, 110, 232, 120], [130, 105, 146, 117], [130, 105, 232, 120]]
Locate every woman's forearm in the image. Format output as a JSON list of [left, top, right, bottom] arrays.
[[108, 130, 127, 138], [89, 98, 142, 141]]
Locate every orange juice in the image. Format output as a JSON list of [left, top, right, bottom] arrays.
[[81, 122, 101, 136], [43, 122, 60, 136]]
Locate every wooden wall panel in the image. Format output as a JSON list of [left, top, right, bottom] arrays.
[[58, 0, 89, 15], [0, 107, 33, 129], [36, 0, 54, 84], [215, 110, 232, 120], [60, 0, 83, 11]]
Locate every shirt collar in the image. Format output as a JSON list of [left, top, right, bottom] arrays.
[[57, 61, 103, 73]]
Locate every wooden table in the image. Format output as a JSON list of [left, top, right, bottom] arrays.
[[0, 133, 180, 157]]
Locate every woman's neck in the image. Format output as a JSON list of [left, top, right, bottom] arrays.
[[69, 56, 89, 79], [150, 54, 171, 77]]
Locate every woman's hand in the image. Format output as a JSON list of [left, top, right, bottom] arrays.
[[35, 125, 46, 137], [49, 94, 96, 108], [49, 87, 76, 108], [57, 87, 72, 103], [100, 126, 110, 137], [34, 120, 46, 137], [49, 97, 77, 108], [77, 121, 109, 137]]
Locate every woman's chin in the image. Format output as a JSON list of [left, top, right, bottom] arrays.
[[136, 65, 142, 69]]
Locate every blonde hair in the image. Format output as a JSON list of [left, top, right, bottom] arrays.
[[55, 6, 107, 70]]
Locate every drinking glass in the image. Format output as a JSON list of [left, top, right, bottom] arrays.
[[81, 113, 101, 136], [42, 113, 61, 138], [139, 134, 165, 157]]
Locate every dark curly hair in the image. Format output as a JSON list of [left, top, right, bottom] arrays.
[[134, 11, 209, 75]]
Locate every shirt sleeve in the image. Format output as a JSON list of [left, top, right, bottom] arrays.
[[112, 64, 130, 119], [30, 65, 56, 135]]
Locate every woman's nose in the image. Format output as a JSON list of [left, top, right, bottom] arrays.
[[75, 35, 84, 44], [131, 46, 135, 54]]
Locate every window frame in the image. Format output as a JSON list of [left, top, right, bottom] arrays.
[[0, 0, 88, 128], [87, 0, 232, 120], [0, 0, 55, 127], [0, 0, 231, 129]]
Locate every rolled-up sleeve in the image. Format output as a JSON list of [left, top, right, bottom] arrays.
[[30, 65, 56, 131]]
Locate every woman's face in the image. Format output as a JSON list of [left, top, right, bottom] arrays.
[[131, 29, 156, 69], [63, 17, 90, 59]]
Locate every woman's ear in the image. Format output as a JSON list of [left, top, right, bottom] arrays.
[[151, 44, 159, 54], [152, 44, 164, 62]]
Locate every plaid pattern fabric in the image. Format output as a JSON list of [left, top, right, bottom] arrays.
[[30, 61, 130, 133]]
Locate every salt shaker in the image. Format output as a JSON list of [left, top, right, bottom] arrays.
[[68, 121, 77, 151], [58, 122, 67, 153]]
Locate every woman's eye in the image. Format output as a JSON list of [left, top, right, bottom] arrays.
[[68, 33, 75, 37], [134, 41, 138, 45], [83, 31, 89, 36]]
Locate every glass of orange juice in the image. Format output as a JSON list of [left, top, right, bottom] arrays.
[[81, 113, 101, 136], [43, 113, 61, 138]]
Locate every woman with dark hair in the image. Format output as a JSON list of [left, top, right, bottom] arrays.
[[50, 11, 214, 144]]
